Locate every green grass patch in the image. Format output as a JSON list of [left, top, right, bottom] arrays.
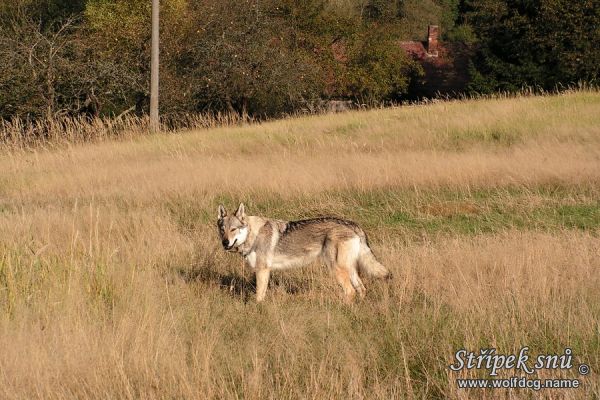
[[166, 184, 600, 239]]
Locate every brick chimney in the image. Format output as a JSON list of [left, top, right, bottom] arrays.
[[427, 25, 439, 57]]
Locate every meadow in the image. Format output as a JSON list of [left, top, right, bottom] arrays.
[[0, 90, 599, 399]]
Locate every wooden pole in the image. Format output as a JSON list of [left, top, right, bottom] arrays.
[[150, 0, 160, 132]]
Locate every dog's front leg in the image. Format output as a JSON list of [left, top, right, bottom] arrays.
[[255, 267, 271, 302]]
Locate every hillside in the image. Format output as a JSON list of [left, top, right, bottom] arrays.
[[0, 91, 599, 398]]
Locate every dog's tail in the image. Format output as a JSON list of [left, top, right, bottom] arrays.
[[357, 235, 390, 279]]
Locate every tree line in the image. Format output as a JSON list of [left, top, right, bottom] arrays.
[[0, 0, 597, 121]]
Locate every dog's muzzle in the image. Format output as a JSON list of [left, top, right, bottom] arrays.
[[222, 238, 237, 251]]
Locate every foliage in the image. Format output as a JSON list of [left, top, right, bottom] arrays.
[[0, 0, 454, 119], [1, 0, 597, 119], [341, 29, 421, 102], [463, 0, 600, 93]]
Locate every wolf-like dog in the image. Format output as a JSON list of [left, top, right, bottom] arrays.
[[217, 203, 390, 302]]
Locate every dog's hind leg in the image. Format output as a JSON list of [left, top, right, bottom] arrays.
[[334, 265, 356, 302], [349, 269, 366, 298], [334, 237, 363, 302]]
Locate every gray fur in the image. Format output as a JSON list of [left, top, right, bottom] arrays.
[[217, 203, 390, 302]]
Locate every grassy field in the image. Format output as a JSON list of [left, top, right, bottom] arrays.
[[0, 90, 599, 399]]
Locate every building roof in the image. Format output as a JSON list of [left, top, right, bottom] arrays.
[[399, 41, 428, 59]]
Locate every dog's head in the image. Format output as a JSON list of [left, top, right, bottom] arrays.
[[217, 203, 249, 251]]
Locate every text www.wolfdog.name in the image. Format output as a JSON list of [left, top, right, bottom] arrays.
[[456, 377, 581, 390]]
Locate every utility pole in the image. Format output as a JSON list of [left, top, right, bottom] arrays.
[[150, 0, 160, 132]]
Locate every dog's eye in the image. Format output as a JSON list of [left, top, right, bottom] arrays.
[[230, 228, 237, 233]]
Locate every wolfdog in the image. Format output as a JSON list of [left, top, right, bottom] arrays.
[[217, 203, 390, 302]]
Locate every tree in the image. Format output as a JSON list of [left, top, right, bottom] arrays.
[[171, 0, 326, 116], [463, 0, 600, 93], [333, 29, 421, 102], [0, 0, 143, 120]]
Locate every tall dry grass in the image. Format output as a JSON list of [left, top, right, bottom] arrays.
[[0, 90, 599, 399], [0, 111, 253, 149]]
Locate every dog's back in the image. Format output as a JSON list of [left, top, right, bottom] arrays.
[[268, 217, 390, 296]]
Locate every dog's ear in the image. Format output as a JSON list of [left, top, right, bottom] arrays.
[[235, 203, 246, 221], [218, 204, 227, 220]]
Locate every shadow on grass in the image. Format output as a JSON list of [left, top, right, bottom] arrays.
[[178, 267, 254, 302], [178, 266, 309, 303]]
